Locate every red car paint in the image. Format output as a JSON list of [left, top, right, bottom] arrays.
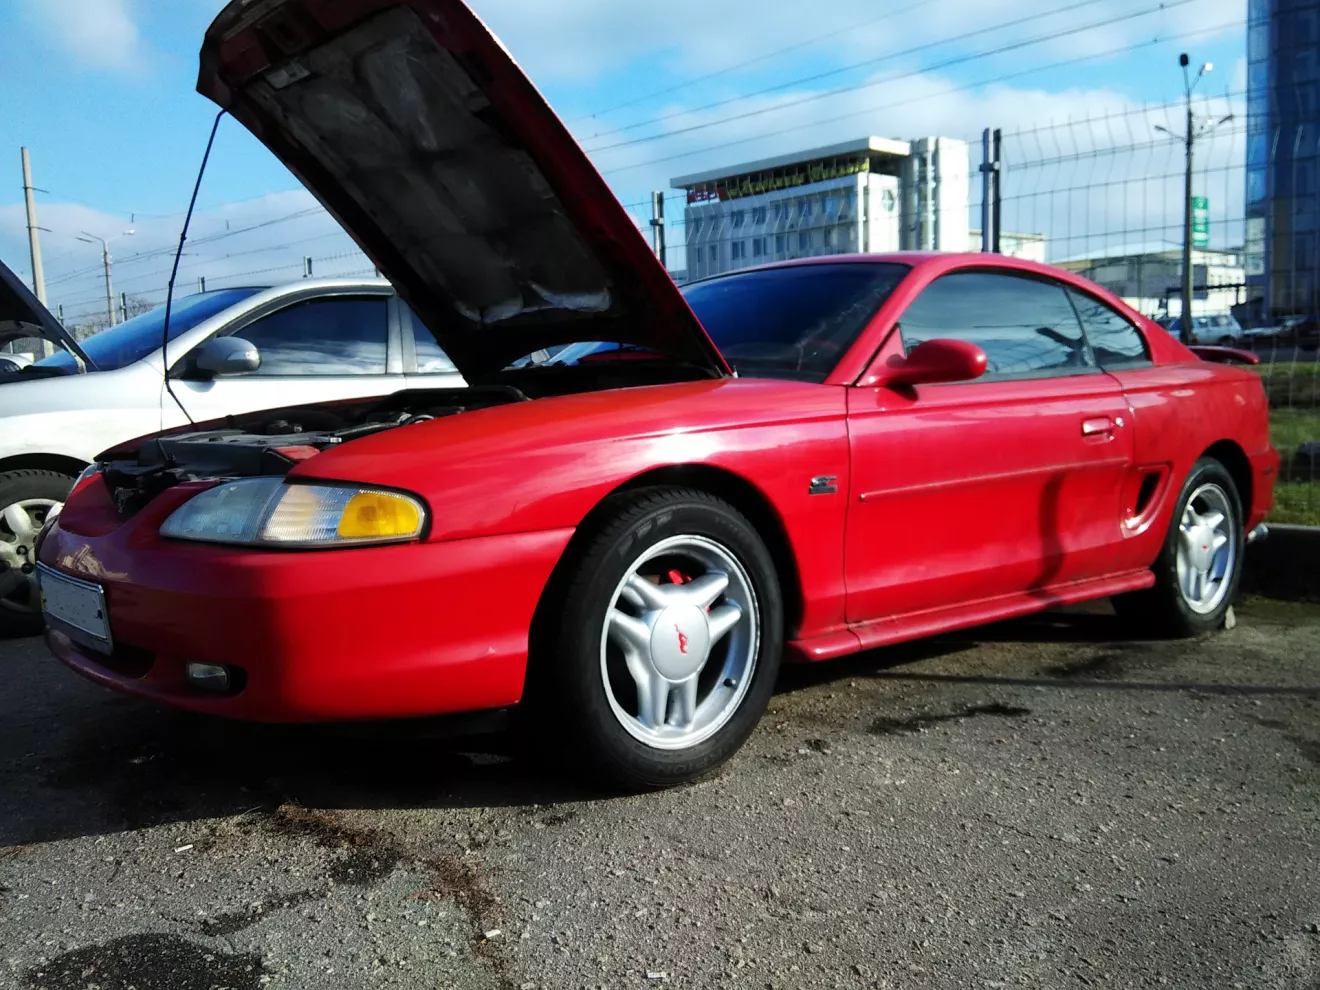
[[35, 0, 1278, 723], [41, 253, 1278, 722]]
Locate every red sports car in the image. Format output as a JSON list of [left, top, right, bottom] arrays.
[[37, 0, 1277, 789]]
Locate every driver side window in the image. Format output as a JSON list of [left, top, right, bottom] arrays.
[[228, 296, 390, 377], [899, 271, 1097, 381]]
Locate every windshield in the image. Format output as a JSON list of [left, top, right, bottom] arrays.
[[682, 263, 909, 380], [522, 263, 910, 381], [32, 288, 262, 374]]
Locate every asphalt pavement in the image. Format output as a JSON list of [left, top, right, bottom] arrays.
[[2, 597, 1318, 990]]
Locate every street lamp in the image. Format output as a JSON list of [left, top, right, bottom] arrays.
[[76, 229, 135, 327], [1154, 54, 1234, 344]]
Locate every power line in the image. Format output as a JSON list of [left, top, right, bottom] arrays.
[[579, 0, 1120, 145], [585, 0, 1195, 155], [567, 0, 938, 124], [43, 206, 330, 287], [603, 17, 1237, 177]]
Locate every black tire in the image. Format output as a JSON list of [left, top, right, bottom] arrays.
[[1113, 457, 1244, 638], [0, 469, 75, 638], [526, 487, 783, 791]]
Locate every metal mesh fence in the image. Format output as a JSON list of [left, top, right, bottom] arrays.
[[985, 95, 1317, 526], [638, 92, 1316, 524], [12, 91, 1316, 523]]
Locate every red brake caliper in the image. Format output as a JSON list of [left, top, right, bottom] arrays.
[[667, 568, 712, 611]]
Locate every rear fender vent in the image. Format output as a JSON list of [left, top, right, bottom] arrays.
[[1123, 465, 1172, 536], [1134, 472, 1161, 517]]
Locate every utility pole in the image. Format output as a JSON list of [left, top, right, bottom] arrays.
[[78, 233, 115, 327], [21, 148, 51, 356], [21, 149, 46, 305], [1157, 54, 1232, 344]]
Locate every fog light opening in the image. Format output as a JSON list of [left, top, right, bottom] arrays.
[[186, 662, 232, 694]]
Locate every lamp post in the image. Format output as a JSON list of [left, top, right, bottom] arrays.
[[1155, 54, 1233, 344], [76, 229, 135, 327]]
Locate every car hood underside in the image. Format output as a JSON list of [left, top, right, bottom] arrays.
[[198, 0, 728, 382]]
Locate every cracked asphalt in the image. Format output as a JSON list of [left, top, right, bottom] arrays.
[[2, 597, 1318, 989]]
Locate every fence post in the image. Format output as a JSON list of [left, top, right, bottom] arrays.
[[119, 291, 127, 323], [978, 129, 1003, 254], [198, 276, 206, 293], [303, 257, 314, 278], [650, 191, 666, 269], [980, 130, 992, 253]]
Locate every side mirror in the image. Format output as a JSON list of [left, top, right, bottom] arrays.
[[862, 338, 988, 388], [191, 336, 261, 378]]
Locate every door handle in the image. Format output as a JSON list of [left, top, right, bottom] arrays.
[[1081, 416, 1117, 437]]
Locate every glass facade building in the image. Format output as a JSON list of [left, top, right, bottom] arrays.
[[1246, 0, 1320, 319]]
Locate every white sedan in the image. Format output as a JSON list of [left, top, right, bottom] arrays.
[[0, 263, 463, 634]]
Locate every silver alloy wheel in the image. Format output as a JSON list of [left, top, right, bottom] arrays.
[[0, 498, 59, 615], [1175, 483, 1237, 615], [600, 535, 760, 751]]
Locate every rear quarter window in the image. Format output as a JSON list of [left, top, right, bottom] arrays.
[[1067, 290, 1151, 370]]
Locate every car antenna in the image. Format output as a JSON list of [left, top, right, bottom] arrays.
[[161, 109, 225, 427]]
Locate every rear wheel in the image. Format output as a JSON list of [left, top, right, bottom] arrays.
[[529, 487, 783, 790], [0, 470, 75, 637], [1114, 458, 1243, 637]]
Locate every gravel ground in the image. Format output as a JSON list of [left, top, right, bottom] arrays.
[[2, 597, 1318, 990]]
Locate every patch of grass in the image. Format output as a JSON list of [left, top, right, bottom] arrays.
[[1271, 407, 1320, 452], [1264, 409, 1320, 525], [1270, 481, 1320, 526], [1257, 361, 1320, 407]]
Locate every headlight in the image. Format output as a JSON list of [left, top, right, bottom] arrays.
[[159, 478, 427, 548]]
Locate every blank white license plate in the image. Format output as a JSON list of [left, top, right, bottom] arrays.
[[38, 564, 113, 654]]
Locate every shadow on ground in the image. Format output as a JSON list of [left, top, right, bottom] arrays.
[[2, 600, 1315, 848]]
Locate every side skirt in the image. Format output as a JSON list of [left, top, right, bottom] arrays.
[[784, 569, 1156, 662]]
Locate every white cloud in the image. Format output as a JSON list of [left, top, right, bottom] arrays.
[[20, 0, 144, 72], [0, 191, 372, 327], [470, 0, 1243, 85]]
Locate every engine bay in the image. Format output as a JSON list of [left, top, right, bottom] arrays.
[[99, 386, 524, 515], [97, 358, 711, 516]]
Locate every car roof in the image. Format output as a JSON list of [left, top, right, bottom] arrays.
[[688, 252, 1143, 320]]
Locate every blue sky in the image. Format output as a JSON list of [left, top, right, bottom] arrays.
[[1, 0, 1246, 325]]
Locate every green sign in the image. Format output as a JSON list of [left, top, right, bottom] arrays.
[[1192, 196, 1210, 248]]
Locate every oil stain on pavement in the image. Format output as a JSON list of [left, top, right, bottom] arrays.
[[25, 933, 265, 990], [869, 701, 1032, 735]]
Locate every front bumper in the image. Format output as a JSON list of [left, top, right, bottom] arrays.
[[39, 479, 572, 722]]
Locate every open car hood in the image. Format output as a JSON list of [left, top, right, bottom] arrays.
[[198, 0, 729, 382], [0, 258, 94, 369]]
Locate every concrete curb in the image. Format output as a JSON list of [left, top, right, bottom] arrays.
[[1243, 524, 1320, 603]]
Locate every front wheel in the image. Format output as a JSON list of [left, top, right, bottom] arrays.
[[531, 488, 783, 790], [0, 469, 75, 637], [1114, 458, 1243, 637]]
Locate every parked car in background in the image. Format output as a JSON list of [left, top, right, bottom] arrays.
[[0, 263, 462, 634], [1159, 313, 1246, 345], [37, 0, 1278, 791], [1244, 314, 1320, 350]]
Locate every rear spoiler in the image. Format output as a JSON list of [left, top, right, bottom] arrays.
[[1188, 345, 1260, 366]]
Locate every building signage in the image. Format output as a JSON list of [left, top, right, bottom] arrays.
[[686, 156, 872, 204], [1192, 196, 1210, 248]]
